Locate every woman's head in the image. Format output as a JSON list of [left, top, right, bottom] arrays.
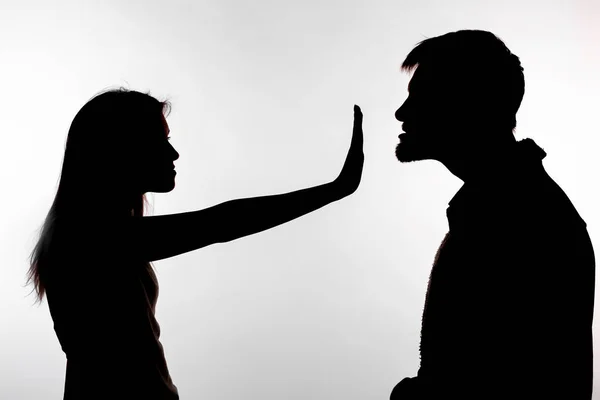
[[62, 88, 179, 210], [26, 87, 176, 305]]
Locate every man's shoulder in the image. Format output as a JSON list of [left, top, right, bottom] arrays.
[[518, 171, 587, 228], [451, 171, 587, 242]]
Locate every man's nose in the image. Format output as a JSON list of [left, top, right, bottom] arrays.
[[395, 106, 404, 122]]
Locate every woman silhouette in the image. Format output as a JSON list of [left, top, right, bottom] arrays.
[[26, 88, 364, 400]]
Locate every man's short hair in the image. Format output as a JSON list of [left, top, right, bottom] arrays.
[[402, 30, 525, 132]]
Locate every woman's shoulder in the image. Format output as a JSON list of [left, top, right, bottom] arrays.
[[56, 214, 143, 259]]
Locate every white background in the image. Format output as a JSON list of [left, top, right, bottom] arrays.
[[3, 0, 600, 398]]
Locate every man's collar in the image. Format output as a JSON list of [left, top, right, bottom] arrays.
[[447, 138, 547, 209]]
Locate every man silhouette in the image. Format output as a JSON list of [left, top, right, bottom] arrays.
[[390, 30, 595, 400]]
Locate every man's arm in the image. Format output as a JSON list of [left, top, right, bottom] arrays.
[[455, 213, 594, 400]]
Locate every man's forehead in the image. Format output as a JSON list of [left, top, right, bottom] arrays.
[[407, 65, 446, 92], [407, 73, 421, 93], [407, 66, 425, 92]]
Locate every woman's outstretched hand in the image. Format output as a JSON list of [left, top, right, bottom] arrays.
[[127, 105, 365, 261], [333, 105, 364, 198]]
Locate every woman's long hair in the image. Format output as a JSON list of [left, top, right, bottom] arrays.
[[25, 87, 171, 306]]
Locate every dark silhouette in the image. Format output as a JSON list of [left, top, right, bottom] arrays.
[[25, 88, 364, 399], [391, 30, 595, 400]]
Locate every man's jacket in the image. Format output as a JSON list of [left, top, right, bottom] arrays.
[[391, 138, 595, 400]]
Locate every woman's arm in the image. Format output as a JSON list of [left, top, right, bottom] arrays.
[[123, 106, 364, 262]]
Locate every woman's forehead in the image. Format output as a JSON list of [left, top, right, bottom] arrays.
[[160, 114, 170, 136]]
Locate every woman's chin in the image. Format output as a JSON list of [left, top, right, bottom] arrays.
[[149, 181, 176, 193]]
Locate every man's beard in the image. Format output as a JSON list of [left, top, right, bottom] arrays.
[[395, 133, 434, 162]]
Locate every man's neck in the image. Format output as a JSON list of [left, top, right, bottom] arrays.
[[442, 138, 518, 184]]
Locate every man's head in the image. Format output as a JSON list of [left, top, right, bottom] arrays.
[[395, 30, 525, 165]]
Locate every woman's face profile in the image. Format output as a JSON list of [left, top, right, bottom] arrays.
[[134, 113, 180, 194]]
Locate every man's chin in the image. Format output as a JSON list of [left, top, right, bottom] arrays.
[[395, 143, 427, 163]]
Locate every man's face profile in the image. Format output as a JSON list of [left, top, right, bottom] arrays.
[[394, 66, 463, 164]]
